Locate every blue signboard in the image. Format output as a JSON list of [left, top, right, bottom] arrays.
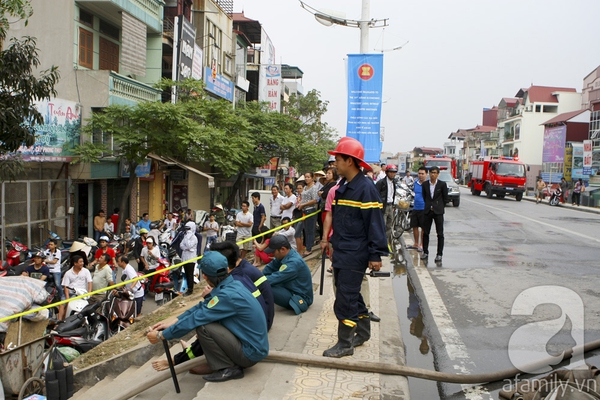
[[264, 177, 275, 186], [541, 172, 563, 184], [346, 54, 384, 163], [120, 159, 151, 178], [204, 67, 234, 102]]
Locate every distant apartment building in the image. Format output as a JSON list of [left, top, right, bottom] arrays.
[[583, 66, 600, 171], [411, 147, 443, 170], [500, 86, 581, 167]]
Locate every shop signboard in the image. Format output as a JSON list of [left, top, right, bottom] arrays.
[[583, 140, 592, 175], [17, 99, 81, 162], [204, 67, 234, 102]]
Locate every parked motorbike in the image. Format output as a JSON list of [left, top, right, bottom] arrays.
[[50, 300, 109, 353], [4, 237, 29, 267], [146, 262, 176, 306], [0, 257, 32, 277], [391, 182, 415, 239], [65, 287, 91, 318], [103, 289, 136, 335], [220, 224, 237, 243], [548, 186, 562, 206]]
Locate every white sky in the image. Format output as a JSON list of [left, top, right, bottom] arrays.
[[234, 0, 600, 154]]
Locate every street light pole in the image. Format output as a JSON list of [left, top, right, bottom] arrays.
[[359, 0, 370, 53], [299, 0, 388, 52]]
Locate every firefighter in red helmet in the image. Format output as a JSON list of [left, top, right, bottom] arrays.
[[321, 137, 388, 358]]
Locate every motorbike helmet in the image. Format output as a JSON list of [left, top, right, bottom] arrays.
[[328, 137, 372, 171], [99, 235, 110, 242], [33, 251, 45, 259], [139, 228, 149, 234], [150, 222, 159, 230], [386, 164, 398, 173]]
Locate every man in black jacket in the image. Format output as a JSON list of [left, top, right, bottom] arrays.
[[375, 164, 398, 240], [421, 166, 449, 262]]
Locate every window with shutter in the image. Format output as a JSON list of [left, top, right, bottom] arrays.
[[79, 28, 93, 69], [99, 37, 119, 72]]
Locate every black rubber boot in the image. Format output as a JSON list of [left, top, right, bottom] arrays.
[[352, 315, 371, 347], [323, 321, 356, 358]]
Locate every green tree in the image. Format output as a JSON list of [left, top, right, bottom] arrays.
[[75, 101, 198, 232], [73, 81, 336, 216], [284, 89, 337, 172], [1, 1, 59, 181]]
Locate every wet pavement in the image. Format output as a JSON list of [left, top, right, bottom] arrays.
[[399, 187, 600, 399]]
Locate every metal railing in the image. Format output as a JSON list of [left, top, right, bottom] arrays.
[[131, 0, 163, 20], [109, 72, 161, 103]]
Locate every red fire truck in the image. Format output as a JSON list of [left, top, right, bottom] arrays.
[[468, 157, 529, 201], [424, 155, 457, 179]]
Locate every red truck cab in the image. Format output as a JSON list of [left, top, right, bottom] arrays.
[[424, 155, 457, 179], [468, 157, 528, 201]]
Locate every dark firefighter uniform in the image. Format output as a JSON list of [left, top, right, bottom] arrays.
[[331, 173, 388, 328], [172, 271, 270, 365], [235, 258, 275, 330], [263, 248, 313, 314], [162, 274, 269, 368]]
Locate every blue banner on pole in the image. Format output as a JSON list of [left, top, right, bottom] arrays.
[[346, 54, 383, 163]]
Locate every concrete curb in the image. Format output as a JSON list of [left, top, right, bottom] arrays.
[[521, 194, 600, 214], [72, 251, 325, 392], [72, 250, 410, 399]]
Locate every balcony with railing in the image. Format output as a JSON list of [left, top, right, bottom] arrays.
[[77, 0, 163, 32], [109, 71, 162, 105]]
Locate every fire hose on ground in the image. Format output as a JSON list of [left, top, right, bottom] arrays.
[[111, 335, 600, 400]]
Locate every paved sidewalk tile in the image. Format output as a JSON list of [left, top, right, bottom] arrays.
[[285, 276, 381, 399]]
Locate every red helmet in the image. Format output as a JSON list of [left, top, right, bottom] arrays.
[[328, 137, 372, 171], [386, 164, 398, 172]]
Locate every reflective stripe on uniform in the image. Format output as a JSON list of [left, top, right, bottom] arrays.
[[252, 289, 261, 298], [254, 276, 267, 287], [342, 319, 357, 328], [336, 199, 382, 210], [186, 345, 195, 360]]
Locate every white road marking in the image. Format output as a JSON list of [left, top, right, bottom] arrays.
[[413, 260, 491, 399], [462, 196, 600, 243]]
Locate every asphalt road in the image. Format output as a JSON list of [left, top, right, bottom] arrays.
[[397, 187, 600, 400]]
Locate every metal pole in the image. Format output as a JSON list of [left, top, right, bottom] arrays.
[[359, 0, 370, 53], [162, 339, 181, 393], [320, 250, 326, 295]]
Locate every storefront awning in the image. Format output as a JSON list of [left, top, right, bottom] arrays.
[[148, 154, 177, 166], [244, 173, 267, 179], [149, 154, 214, 187], [172, 160, 214, 186]]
